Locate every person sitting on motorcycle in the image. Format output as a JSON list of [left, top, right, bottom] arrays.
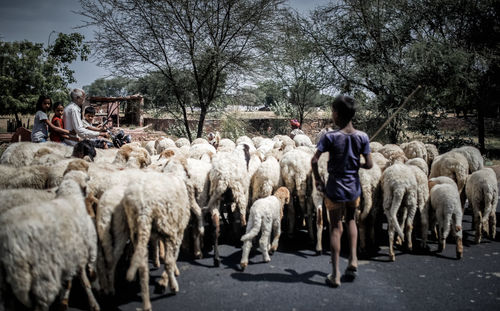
[[83, 106, 111, 149]]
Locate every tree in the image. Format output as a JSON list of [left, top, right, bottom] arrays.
[[260, 9, 329, 126], [309, 0, 499, 148], [79, 0, 284, 141], [84, 77, 134, 97], [0, 33, 89, 124]]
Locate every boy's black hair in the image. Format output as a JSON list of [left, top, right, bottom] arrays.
[[331, 95, 356, 122], [35, 95, 52, 112], [53, 101, 64, 111], [84, 106, 96, 115]]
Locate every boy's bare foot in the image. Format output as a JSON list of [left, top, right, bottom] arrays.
[[326, 273, 341, 288]]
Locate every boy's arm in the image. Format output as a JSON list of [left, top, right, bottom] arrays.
[[361, 153, 373, 169], [311, 150, 325, 193]]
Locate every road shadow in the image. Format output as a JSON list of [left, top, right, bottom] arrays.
[[231, 268, 327, 287]]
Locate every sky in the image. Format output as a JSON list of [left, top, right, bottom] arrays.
[[0, 0, 331, 89]]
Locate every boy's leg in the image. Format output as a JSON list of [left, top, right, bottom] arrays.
[[345, 197, 360, 269], [326, 197, 344, 285]]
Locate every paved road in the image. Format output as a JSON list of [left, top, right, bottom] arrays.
[[66, 208, 500, 311]]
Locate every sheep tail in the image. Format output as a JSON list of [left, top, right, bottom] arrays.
[[126, 185, 152, 282], [186, 180, 204, 234], [241, 214, 262, 242]]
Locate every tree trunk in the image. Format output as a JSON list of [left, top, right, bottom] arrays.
[[197, 105, 208, 139]]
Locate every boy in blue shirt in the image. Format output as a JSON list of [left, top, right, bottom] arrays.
[[311, 95, 373, 287]]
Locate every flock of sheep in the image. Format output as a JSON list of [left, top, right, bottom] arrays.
[[0, 131, 498, 311]]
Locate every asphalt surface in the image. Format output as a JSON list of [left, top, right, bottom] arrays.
[[65, 202, 500, 311]]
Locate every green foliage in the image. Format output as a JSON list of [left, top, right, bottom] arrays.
[[83, 77, 133, 97], [219, 113, 249, 140], [0, 33, 89, 120]]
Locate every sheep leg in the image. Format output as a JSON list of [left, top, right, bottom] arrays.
[[193, 224, 203, 259], [489, 210, 497, 240], [212, 209, 221, 267], [287, 195, 296, 238], [420, 203, 429, 249], [240, 239, 252, 271], [60, 279, 72, 310], [474, 210, 483, 244], [151, 235, 161, 268], [79, 268, 100, 311], [158, 239, 180, 294], [315, 205, 323, 254], [260, 220, 272, 263], [385, 188, 405, 242], [388, 219, 396, 261], [138, 265, 151, 311], [270, 218, 281, 254], [405, 193, 417, 251]]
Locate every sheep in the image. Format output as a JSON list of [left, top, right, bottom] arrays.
[[163, 156, 212, 259], [465, 168, 498, 244], [280, 148, 315, 242], [401, 140, 428, 163], [371, 152, 390, 172], [113, 144, 152, 168], [424, 143, 439, 168], [406, 157, 429, 177], [217, 138, 236, 153], [155, 137, 176, 153], [0, 171, 99, 311], [252, 136, 265, 148], [273, 135, 295, 154], [430, 150, 469, 207], [406, 159, 430, 249], [311, 151, 330, 254], [144, 140, 157, 156], [428, 176, 464, 258], [240, 187, 290, 271], [379, 144, 408, 164], [93, 148, 119, 164], [204, 144, 257, 266], [452, 146, 484, 173], [293, 134, 314, 147], [314, 127, 333, 145], [94, 185, 129, 296], [0, 142, 72, 167], [175, 137, 190, 148], [382, 163, 418, 261], [369, 142, 384, 153], [191, 137, 209, 145], [251, 156, 281, 204], [357, 162, 383, 253], [188, 143, 216, 160], [123, 171, 193, 311], [236, 135, 254, 148], [0, 158, 88, 190], [0, 188, 56, 214]]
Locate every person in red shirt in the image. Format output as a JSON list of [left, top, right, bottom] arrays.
[[50, 102, 78, 143]]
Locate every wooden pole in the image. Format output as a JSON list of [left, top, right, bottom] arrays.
[[370, 85, 422, 141]]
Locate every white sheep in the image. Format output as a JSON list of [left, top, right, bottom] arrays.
[[401, 140, 428, 163], [217, 138, 236, 153], [0, 188, 56, 214], [382, 163, 418, 261], [406, 159, 430, 249], [155, 137, 176, 153], [369, 141, 384, 153], [358, 162, 383, 253], [240, 187, 290, 271], [379, 144, 408, 164], [310, 151, 330, 254], [428, 176, 463, 258], [452, 146, 484, 173], [371, 152, 390, 172], [293, 134, 314, 147], [191, 137, 209, 145], [0, 141, 72, 167], [144, 140, 157, 156], [123, 172, 193, 311], [0, 171, 99, 311], [280, 148, 314, 242], [424, 143, 439, 168], [175, 137, 190, 148], [113, 144, 152, 169], [188, 143, 217, 160], [406, 157, 429, 177], [465, 168, 498, 244], [251, 156, 281, 204], [430, 150, 469, 206]]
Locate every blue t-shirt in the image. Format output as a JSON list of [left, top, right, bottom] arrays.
[[316, 129, 370, 202]]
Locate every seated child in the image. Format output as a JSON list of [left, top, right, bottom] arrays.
[[82, 106, 111, 149], [50, 102, 79, 143], [31, 95, 71, 143]]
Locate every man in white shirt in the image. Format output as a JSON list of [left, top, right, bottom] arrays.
[[64, 88, 107, 146]]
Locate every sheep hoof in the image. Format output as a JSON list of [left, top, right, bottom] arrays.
[[240, 262, 247, 271], [194, 251, 203, 259], [315, 250, 321, 256], [154, 283, 167, 294], [389, 254, 395, 262], [214, 258, 221, 267]]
